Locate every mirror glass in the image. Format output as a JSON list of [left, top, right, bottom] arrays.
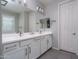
[[40, 18, 50, 29], [1, 0, 48, 35], [1, 0, 32, 34]]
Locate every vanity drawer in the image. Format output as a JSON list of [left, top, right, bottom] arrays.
[[20, 39, 32, 47], [40, 36, 45, 39], [45, 35, 50, 38], [3, 42, 19, 53], [34, 37, 40, 40]]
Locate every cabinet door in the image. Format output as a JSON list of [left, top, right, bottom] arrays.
[[40, 37, 47, 54], [29, 39, 40, 59], [4, 48, 28, 59], [47, 35, 52, 49]]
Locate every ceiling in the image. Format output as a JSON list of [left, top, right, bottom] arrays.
[[39, 0, 65, 6], [1, 0, 32, 13], [39, 0, 52, 5]]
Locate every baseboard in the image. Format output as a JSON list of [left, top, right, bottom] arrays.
[[52, 47, 60, 50], [75, 53, 78, 55], [60, 49, 77, 55], [37, 48, 52, 59]]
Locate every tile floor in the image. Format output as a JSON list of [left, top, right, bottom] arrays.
[[38, 49, 78, 59]]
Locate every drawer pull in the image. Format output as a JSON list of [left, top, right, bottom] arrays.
[[25, 48, 27, 56], [5, 45, 16, 49], [47, 40, 49, 44], [28, 47, 31, 54]]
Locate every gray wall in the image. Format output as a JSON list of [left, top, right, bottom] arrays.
[[45, 0, 60, 49]]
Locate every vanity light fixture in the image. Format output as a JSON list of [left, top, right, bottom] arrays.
[[1, 0, 8, 6], [36, 6, 39, 10], [36, 6, 44, 13], [23, 0, 27, 6], [12, 0, 15, 2]]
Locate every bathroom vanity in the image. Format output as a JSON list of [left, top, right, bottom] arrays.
[[1, 0, 53, 59], [2, 32, 52, 59]]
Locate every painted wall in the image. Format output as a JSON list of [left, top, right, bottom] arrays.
[[45, 0, 59, 49]]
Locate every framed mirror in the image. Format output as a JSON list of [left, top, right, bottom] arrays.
[[1, 0, 32, 34], [40, 18, 50, 29]]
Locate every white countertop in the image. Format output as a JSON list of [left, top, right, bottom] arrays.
[[2, 32, 52, 44]]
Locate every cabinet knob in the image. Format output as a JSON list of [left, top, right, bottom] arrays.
[[25, 48, 27, 56], [47, 40, 49, 44], [28, 47, 31, 54], [72, 33, 76, 35]]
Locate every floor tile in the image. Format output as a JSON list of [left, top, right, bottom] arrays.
[[38, 49, 78, 59]]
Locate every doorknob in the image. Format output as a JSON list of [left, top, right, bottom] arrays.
[[72, 33, 76, 35]]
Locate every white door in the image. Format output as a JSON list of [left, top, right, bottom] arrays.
[[4, 48, 28, 59], [59, 0, 78, 54], [29, 39, 40, 59], [41, 37, 47, 54]]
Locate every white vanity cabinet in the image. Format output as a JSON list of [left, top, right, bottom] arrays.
[[3, 42, 28, 59], [20, 39, 33, 59], [3, 33, 52, 59], [40, 35, 52, 54], [20, 38, 40, 59], [4, 48, 27, 59], [29, 38, 40, 59], [40, 36, 48, 54]]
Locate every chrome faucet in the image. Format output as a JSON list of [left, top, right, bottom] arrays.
[[19, 31, 22, 37], [39, 30, 42, 34], [19, 26, 22, 37]]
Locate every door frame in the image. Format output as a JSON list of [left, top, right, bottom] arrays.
[[58, 0, 77, 50]]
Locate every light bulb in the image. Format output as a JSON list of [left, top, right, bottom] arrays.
[[24, 0, 26, 3], [36, 6, 39, 10]]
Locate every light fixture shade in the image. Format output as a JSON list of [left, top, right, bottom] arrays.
[[36, 6, 39, 10], [36, 6, 44, 13], [1, 0, 8, 6]]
